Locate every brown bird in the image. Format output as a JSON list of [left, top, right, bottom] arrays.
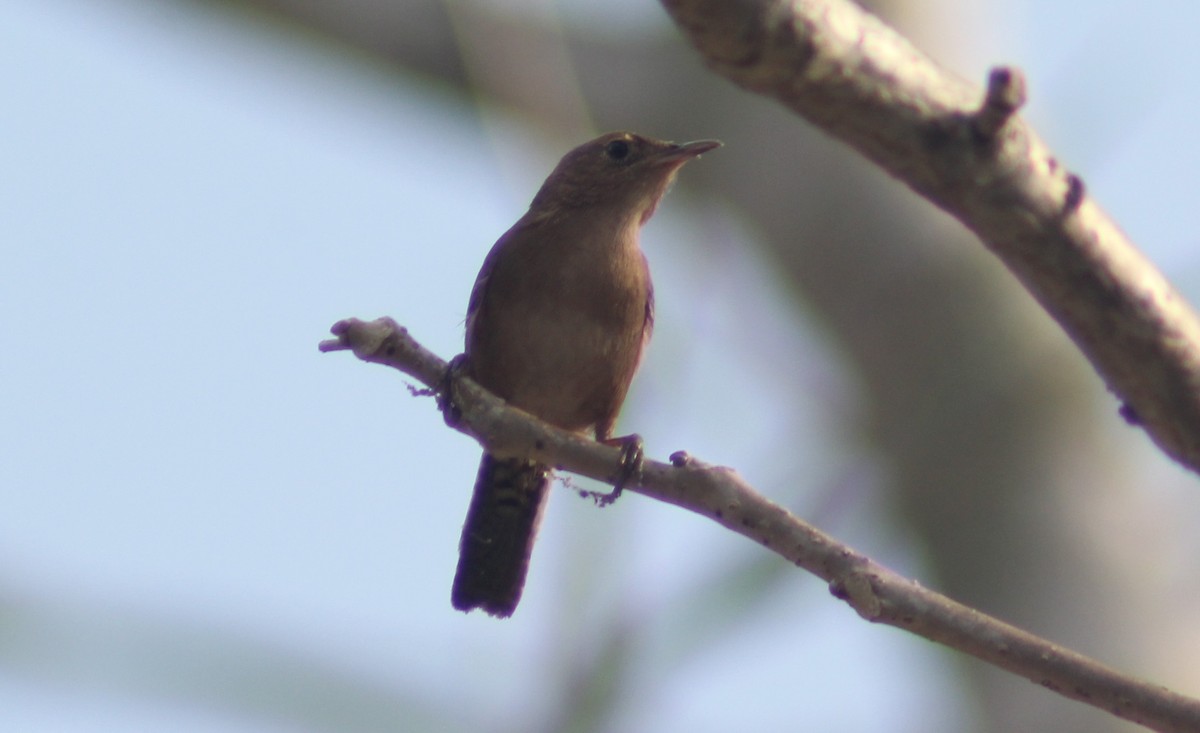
[[451, 131, 720, 617]]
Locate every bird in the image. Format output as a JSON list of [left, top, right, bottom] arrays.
[[451, 131, 720, 617]]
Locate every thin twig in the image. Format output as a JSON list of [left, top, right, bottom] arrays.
[[659, 0, 1200, 477], [320, 318, 1200, 733]]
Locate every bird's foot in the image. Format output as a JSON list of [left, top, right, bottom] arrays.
[[585, 434, 643, 507], [437, 354, 467, 428]]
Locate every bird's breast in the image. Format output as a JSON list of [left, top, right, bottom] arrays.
[[466, 229, 651, 433]]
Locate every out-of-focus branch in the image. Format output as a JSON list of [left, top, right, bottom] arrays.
[[661, 0, 1200, 476], [320, 318, 1200, 733]]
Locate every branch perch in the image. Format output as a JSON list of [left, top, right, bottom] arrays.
[[660, 0, 1200, 476], [321, 318, 1200, 733]]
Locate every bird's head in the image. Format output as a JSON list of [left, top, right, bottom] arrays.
[[529, 131, 720, 225]]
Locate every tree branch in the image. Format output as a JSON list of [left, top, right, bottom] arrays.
[[321, 318, 1200, 733], [659, 0, 1200, 476]]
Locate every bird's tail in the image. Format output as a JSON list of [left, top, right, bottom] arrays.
[[452, 455, 550, 617]]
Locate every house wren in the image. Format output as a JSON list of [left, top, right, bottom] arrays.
[[452, 131, 720, 617]]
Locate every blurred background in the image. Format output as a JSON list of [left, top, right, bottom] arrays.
[[4, 0, 1200, 731]]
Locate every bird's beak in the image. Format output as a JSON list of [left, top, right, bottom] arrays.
[[656, 139, 723, 164]]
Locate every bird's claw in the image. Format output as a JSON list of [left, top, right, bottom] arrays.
[[438, 354, 467, 428], [587, 434, 644, 507]]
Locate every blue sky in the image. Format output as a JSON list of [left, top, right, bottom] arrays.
[[4, 0, 1200, 730]]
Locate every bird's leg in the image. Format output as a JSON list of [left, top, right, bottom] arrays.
[[585, 434, 644, 507], [437, 354, 468, 429]]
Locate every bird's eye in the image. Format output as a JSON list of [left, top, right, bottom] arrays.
[[604, 139, 631, 161]]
